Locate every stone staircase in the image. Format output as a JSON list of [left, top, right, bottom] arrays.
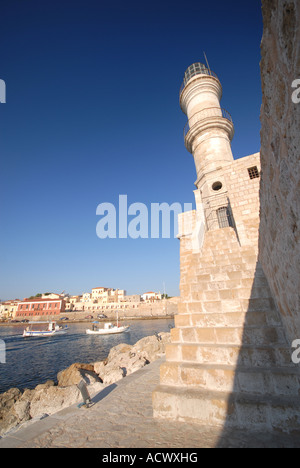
[[153, 228, 300, 431]]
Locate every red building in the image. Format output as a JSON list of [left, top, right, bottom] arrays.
[[15, 298, 66, 318]]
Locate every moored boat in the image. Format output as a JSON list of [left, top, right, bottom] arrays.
[[86, 313, 130, 335], [86, 322, 130, 335]]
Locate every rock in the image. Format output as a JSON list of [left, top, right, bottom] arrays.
[[101, 365, 125, 385], [35, 380, 55, 391], [57, 363, 100, 387], [29, 385, 82, 419], [93, 333, 171, 385], [0, 388, 22, 411], [107, 343, 133, 361], [131, 332, 171, 361], [94, 360, 105, 376], [94, 348, 147, 385], [20, 388, 35, 403], [0, 411, 19, 436], [0, 388, 22, 436], [13, 399, 31, 424], [158, 332, 171, 351]]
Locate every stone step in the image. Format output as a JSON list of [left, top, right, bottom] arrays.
[[196, 252, 258, 266], [192, 261, 259, 275], [159, 362, 300, 397], [165, 343, 293, 368], [174, 310, 282, 329], [182, 271, 268, 287], [152, 385, 300, 430], [185, 262, 265, 276], [170, 325, 287, 347], [187, 286, 273, 302], [176, 298, 278, 316]]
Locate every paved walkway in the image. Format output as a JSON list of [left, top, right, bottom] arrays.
[[1, 358, 300, 448]]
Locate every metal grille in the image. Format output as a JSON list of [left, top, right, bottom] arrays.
[[180, 63, 219, 94], [248, 166, 259, 180], [217, 206, 234, 229], [183, 107, 233, 138]]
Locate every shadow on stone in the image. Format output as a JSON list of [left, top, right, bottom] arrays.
[[215, 262, 300, 447], [92, 384, 117, 405]]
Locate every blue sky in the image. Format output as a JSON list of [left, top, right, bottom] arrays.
[[0, 0, 263, 300]]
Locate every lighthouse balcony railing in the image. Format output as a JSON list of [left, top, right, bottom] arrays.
[[183, 107, 233, 139], [179, 69, 219, 95]]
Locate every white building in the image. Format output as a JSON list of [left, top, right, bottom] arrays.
[[81, 293, 91, 302], [141, 292, 162, 302]]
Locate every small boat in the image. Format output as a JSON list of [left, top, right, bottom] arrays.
[[86, 313, 129, 335], [23, 321, 69, 337]]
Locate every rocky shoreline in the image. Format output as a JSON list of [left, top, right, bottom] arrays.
[[0, 332, 170, 438]]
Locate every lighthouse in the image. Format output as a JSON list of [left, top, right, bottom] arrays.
[[180, 62, 236, 234], [152, 62, 290, 432], [180, 62, 234, 182]]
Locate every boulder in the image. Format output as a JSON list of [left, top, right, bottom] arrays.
[[29, 385, 82, 419], [57, 363, 100, 387], [93, 333, 171, 385], [94, 350, 147, 385], [101, 365, 125, 385], [131, 332, 171, 361], [0, 388, 21, 412], [107, 343, 133, 361], [12, 399, 31, 424], [0, 388, 22, 436], [35, 380, 55, 391]]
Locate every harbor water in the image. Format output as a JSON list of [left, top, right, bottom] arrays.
[[0, 318, 174, 394]]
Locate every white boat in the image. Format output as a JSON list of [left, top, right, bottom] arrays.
[[86, 314, 130, 335], [23, 321, 69, 337], [86, 323, 130, 335]]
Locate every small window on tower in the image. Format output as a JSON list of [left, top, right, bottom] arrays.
[[212, 181, 223, 191], [248, 166, 259, 179]]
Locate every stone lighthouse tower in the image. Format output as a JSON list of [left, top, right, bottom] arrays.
[[179, 62, 236, 235], [152, 62, 300, 432], [180, 62, 234, 182]]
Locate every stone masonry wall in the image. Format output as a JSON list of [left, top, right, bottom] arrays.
[[260, 0, 300, 342], [222, 153, 261, 246]]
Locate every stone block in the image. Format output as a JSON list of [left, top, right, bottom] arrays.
[[181, 344, 199, 362], [159, 362, 180, 386], [175, 314, 191, 328], [196, 328, 216, 344], [215, 327, 243, 345], [181, 328, 197, 343], [170, 327, 180, 342], [202, 301, 223, 313], [165, 343, 181, 362]]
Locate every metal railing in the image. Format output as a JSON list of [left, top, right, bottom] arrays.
[[183, 107, 233, 139], [179, 67, 219, 95]]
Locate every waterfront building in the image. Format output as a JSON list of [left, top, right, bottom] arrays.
[[41, 293, 63, 299], [81, 293, 91, 302], [91, 287, 127, 303], [15, 298, 66, 318], [0, 300, 19, 320], [91, 287, 111, 302], [141, 292, 162, 302]]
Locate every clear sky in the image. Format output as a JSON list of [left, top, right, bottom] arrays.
[[0, 0, 263, 300]]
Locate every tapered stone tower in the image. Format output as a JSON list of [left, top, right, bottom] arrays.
[[152, 63, 300, 431]]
